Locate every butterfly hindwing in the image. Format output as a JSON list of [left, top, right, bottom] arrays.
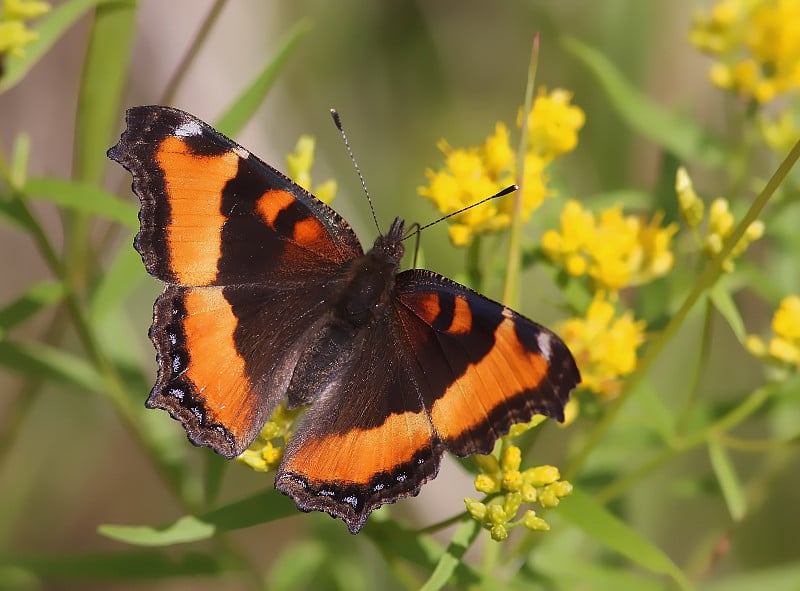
[[276, 310, 445, 534], [148, 271, 351, 458], [394, 269, 581, 456]]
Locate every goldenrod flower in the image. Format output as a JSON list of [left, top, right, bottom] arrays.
[[542, 200, 677, 292], [759, 110, 800, 154], [676, 167, 705, 229], [0, 0, 49, 58], [676, 168, 764, 272], [747, 294, 800, 368], [237, 404, 300, 473], [521, 88, 586, 161], [418, 89, 584, 246], [465, 444, 572, 540], [559, 292, 647, 398], [418, 136, 513, 247], [286, 135, 337, 204], [690, 0, 800, 103]]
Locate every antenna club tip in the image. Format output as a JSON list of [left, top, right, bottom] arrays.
[[330, 108, 343, 130], [498, 184, 518, 197]]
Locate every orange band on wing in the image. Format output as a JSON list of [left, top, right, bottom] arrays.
[[256, 189, 295, 226], [449, 295, 473, 335], [256, 189, 339, 255], [430, 314, 548, 440], [284, 411, 433, 485], [181, 288, 253, 441], [156, 137, 239, 285], [409, 293, 473, 335]]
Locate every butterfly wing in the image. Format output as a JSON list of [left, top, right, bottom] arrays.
[[393, 269, 580, 456], [108, 105, 362, 287], [108, 106, 363, 457], [275, 309, 445, 534]]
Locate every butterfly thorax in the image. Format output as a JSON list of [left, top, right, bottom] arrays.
[[284, 218, 406, 408], [335, 217, 406, 328]]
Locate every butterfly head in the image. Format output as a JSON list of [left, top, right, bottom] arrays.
[[371, 217, 406, 264]]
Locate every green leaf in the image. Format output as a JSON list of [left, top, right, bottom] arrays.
[[0, 195, 34, 231], [0, 339, 101, 392], [269, 540, 327, 591], [561, 36, 727, 168], [0, 281, 66, 333], [0, 551, 232, 580], [215, 19, 312, 137], [420, 519, 480, 591], [89, 237, 144, 321], [634, 378, 676, 443], [364, 521, 514, 590], [708, 438, 747, 522], [10, 133, 31, 188], [558, 489, 695, 591], [0, 0, 116, 93], [98, 516, 215, 547], [98, 489, 297, 546], [710, 284, 747, 343], [23, 177, 138, 228], [73, 0, 136, 185]]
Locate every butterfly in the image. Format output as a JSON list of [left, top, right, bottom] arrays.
[[108, 105, 581, 534]]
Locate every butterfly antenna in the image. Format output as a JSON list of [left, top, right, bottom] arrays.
[[404, 184, 518, 240], [330, 109, 382, 234]]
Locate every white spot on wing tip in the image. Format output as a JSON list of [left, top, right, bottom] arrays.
[[234, 146, 250, 159], [174, 120, 203, 138], [537, 331, 553, 361]]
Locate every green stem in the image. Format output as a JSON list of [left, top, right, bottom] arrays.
[[676, 295, 715, 434], [566, 137, 800, 480], [502, 35, 539, 308], [596, 382, 776, 503], [160, 0, 229, 105], [466, 236, 483, 292]]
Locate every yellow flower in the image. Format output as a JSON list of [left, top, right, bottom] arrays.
[[690, 0, 800, 103], [419, 138, 512, 246], [418, 90, 583, 246], [0, 0, 49, 58], [559, 293, 647, 398], [236, 404, 300, 473], [676, 168, 764, 272], [759, 110, 800, 154], [748, 295, 800, 368], [675, 167, 705, 229], [466, 444, 572, 540], [522, 88, 586, 160], [542, 200, 677, 292], [286, 135, 337, 204]]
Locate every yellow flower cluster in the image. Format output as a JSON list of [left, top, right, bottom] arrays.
[[690, 0, 800, 103], [558, 293, 646, 399], [237, 404, 300, 473], [676, 167, 764, 272], [0, 0, 49, 58], [418, 88, 584, 246], [542, 199, 678, 292], [464, 445, 573, 541], [746, 295, 800, 368], [286, 135, 337, 204]]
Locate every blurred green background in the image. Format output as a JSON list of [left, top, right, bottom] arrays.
[[1, 0, 798, 590]]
